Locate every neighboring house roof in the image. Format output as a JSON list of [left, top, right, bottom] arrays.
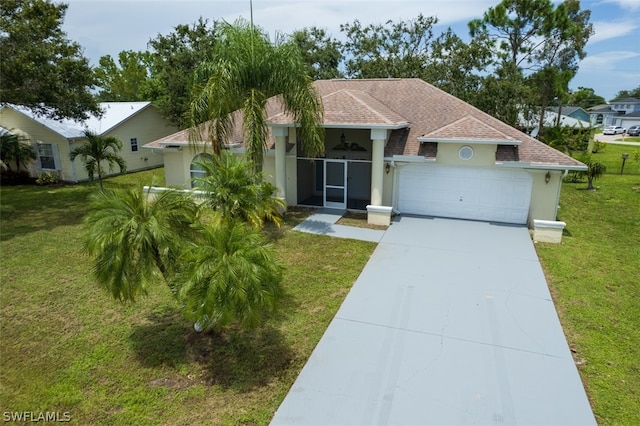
[[522, 111, 591, 129], [147, 78, 583, 168], [620, 111, 640, 118], [589, 105, 615, 114], [611, 97, 640, 103], [547, 106, 588, 117], [0, 102, 153, 139]]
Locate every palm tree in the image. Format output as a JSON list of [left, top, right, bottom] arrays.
[[175, 220, 283, 332], [189, 19, 325, 170], [0, 132, 36, 172], [70, 130, 126, 190], [83, 187, 199, 301], [585, 160, 606, 191], [192, 151, 285, 228]]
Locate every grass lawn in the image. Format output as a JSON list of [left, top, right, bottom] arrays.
[[2, 168, 639, 424], [0, 170, 376, 424], [536, 174, 640, 424], [335, 210, 389, 230], [584, 143, 640, 176]]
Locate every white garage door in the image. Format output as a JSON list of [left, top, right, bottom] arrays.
[[398, 165, 533, 224]]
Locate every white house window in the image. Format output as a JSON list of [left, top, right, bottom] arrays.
[[130, 137, 138, 152], [37, 143, 60, 170], [190, 153, 213, 187]]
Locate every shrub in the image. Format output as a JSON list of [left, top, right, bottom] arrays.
[[592, 140, 606, 153], [36, 171, 60, 186], [0, 170, 34, 185]]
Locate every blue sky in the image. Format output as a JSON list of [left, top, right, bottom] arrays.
[[62, 0, 640, 102]]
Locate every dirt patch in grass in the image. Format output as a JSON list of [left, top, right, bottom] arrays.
[[335, 211, 389, 230]]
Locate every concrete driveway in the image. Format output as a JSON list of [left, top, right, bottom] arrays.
[[272, 216, 595, 425]]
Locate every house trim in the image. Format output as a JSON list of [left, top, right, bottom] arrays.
[[418, 137, 522, 145]]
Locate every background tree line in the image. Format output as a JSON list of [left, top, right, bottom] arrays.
[[3, 0, 639, 136]]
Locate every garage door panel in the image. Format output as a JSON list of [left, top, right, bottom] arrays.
[[398, 165, 532, 224]]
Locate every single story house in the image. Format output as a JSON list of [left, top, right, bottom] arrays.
[[547, 106, 590, 123], [521, 109, 591, 139], [145, 79, 586, 227], [0, 102, 178, 182]]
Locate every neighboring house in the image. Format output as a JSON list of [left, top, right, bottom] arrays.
[[521, 109, 591, 138], [0, 102, 178, 182], [145, 79, 586, 227], [547, 106, 590, 123], [589, 98, 640, 129]]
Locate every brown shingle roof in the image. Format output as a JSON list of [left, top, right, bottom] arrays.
[[421, 115, 518, 142], [269, 89, 410, 127], [145, 78, 584, 168]]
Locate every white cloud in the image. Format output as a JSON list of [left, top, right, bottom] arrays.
[[589, 20, 639, 44], [64, 0, 496, 64], [602, 0, 640, 10], [579, 51, 640, 71]]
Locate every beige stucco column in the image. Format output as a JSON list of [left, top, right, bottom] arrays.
[[367, 128, 392, 226], [370, 128, 386, 206], [272, 126, 287, 199]]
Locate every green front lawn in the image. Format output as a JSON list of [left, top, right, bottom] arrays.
[[0, 170, 376, 424], [536, 174, 640, 424], [1, 169, 638, 424], [589, 143, 640, 175]]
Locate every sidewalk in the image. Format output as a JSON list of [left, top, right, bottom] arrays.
[[594, 133, 640, 145], [292, 208, 387, 243]]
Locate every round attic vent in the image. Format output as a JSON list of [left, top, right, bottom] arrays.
[[459, 146, 474, 160]]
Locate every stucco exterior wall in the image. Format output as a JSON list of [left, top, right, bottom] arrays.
[[263, 151, 298, 206], [0, 108, 73, 180], [528, 169, 563, 222], [435, 143, 497, 167], [1, 105, 178, 182], [97, 106, 176, 178], [163, 150, 191, 188]]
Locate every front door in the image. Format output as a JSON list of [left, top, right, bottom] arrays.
[[324, 160, 347, 209]]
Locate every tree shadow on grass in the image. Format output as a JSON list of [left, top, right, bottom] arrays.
[[129, 307, 189, 368], [129, 305, 294, 392], [0, 183, 94, 241], [196, 325, 294, 391]]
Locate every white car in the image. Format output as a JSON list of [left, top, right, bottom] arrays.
[[603, 126, 626, 135]]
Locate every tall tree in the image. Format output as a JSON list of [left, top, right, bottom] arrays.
[[94, 50, 154, 101], [69, 131, 126, 190], [290, 27, 343, 80], [423, 28, 492, 106], [611, 85, 640, 100], [147, 18, 219, 128], [568, 87, 606, 109], [0, 0, 100, 120], [340, 14, 438, 79], [469, 0, 592, 131], [474, 63, 534, 126], [83, 187, 198, 301], [189, 19, 324, 170]]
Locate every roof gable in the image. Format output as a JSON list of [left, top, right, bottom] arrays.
[[320, 89, 409, 128], [420, 115, 519, 143], [1, 102, 152, 139]]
